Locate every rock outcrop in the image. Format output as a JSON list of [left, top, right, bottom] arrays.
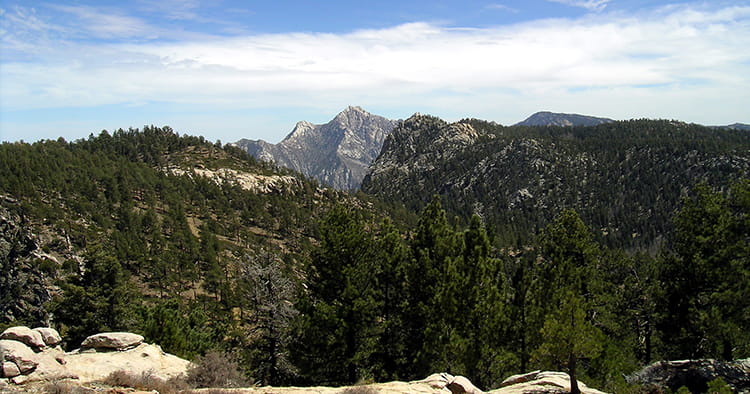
[[0, 327, 190, 387], [0, 203, 53, 326], [80, 332, 144, 351], [211, 372, 605, 394], [495, 371, 606, 394], [628, 359, 750, 393], [2, 328, 607, 394], [234, 106, 396, 190], [0, 327, 46, 349], [33, 328, 61, 347], [0, 339, 39, 377]]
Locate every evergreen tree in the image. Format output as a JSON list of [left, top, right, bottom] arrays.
[[371, 218, 410, 381], [237, 250, 299, 385], [292, 205, 382, 385], [461, 215, 515, 388], [661, 180, 750, 359], [403, 196, 461, 378], [532, 209, 603, 394], [51, 245, 139, 348]]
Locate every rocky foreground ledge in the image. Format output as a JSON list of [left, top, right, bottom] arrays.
[[0, 326, 189, 388], [0, 325, 605, 393], [214, 372, 606, 394]]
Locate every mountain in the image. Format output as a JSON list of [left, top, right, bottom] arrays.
[[713, 123, 750, 131], [362, 114, 750, 250], [3, 123, 749, 392], [234, 106, 396, 190], [515, 111, 614, 127]]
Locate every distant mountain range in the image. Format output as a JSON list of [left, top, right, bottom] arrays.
[[713, 123, 750, 131], [234, 108, 747, 191], [233, 106, 395, 190], [515, 111, 614, 127]]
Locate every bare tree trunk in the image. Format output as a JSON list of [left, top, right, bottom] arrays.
[[569, 352, 580, 394]]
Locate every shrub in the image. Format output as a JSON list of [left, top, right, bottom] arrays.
[[707, 377, 734, 394], [43, 380, 92, 394], [339, 386, 379, 394], [186, 350, 252, 388], [100, 369, 188, 394]]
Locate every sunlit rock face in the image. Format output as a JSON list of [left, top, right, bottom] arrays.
[[235, 106, 396, 190]]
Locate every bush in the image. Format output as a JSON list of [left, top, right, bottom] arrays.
[[43, 380, 92, 394], [339, 386, 379, 394], [707, 377, 734, 394], [100, 369, 188, 394], [186, 350, 252, 388]]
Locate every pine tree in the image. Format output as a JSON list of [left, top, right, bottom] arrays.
[[372, 218, 410, 381], [238, 250, 299, 385], [661, 180, 750, 359], [404, 196, 460, 378], [51, 245, 139, 348], [292, 205, 382, 385], [532, 209, 603, 394]]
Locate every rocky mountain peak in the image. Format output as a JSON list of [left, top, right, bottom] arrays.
[[234, 107, 396, 190], [284, 121, 316, 142]]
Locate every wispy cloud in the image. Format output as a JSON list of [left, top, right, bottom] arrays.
[[47, 4, 156, 39], [547, 0, 611, 12], [137, 0, 201, 21], [1, 3, 749, 137], [485, 4, 519, 13]]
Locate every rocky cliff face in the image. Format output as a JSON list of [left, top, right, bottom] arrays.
[[0, 199, 55, 326], [515, 111, 614, 127], [234, 106, 396, 190], [362, 113, 482, 203]]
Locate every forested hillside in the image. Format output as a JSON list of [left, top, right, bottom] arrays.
[[363, 115, 750, 251], [0, 126, 405, 367], [1, 126, 748, 393]]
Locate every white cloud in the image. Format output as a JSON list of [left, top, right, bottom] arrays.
[[485, 4, 519, 13], [1, 3, 749, 136], [547, 0, 611, 12], [137, 0, 201, 21], [46, 4, 156, 39]]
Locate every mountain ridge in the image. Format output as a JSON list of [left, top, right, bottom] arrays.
[[363, 113, 750, 249], [515, 111, 614, 127], [234, 108, 745, 192]]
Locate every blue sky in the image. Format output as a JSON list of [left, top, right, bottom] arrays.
[[1, 0, 749, 143]]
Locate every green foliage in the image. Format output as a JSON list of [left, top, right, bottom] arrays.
[[533, 290, 604, 367], [50, 244, 140, 348], [532, 210, 604, 394], [363, 118, 750, 250], [141, 299, 220, 359], [707, 377, 734, 394], [2, 125, 748, 392], [292, 205, 384, 385], [660, 180, 750, 360]]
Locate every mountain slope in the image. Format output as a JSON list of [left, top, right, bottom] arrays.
[[0, 127, 395, 344], [234, 106, 396, 190], [362, 115, 750, 250], [515, 111, 614, 127]]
